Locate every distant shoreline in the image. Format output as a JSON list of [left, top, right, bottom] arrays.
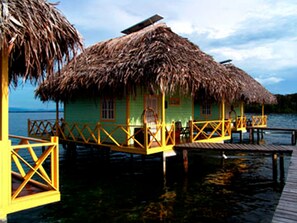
[[9, 110, 63, 113]]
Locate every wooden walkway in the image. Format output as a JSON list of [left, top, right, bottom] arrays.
[[272, 148, 297, 223], [174, 142, 294, 153]]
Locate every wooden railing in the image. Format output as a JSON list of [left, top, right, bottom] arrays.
[[190, 120, 232, 142], [28, 119, 58, 139], [10, 135, 59, 200], [251, 115, 267, 127]]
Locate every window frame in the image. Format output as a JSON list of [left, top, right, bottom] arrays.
[[101, 98, 116, 121], [201, 101, 211, 116]]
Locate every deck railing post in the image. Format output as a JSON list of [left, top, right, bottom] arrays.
[[97, 123, 101, 144], [189, 120, 193, 142], [51, 137, 59, 190], [144, 123, 148, 149]]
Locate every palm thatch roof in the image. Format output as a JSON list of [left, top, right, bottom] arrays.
[[36, 23, 240, 102], [224, 63, 277, 104], [0, 0, 83, 85]]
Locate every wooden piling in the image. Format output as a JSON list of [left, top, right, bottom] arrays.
[[272, 153, 278, 182], [291, 131, 296, 145], [279, 153, 285, 183], [183, 150, 188, 174], [162, 153, 166, 175]]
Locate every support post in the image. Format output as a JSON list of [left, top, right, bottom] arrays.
[[0, 47, 10, 223], [221, 98, 225, 138], [272, 153, 278, 182], [55, 101, 59, 136], [161, 93, 166, 148], [291, 131, 296, 145], [183, 149, 188, 174], [162, 152, 166, 176], [240, 101, 244, 129], [279, 153, 285, 183], [189, 120, 193, 142]]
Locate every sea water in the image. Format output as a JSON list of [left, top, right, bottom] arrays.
[[7, 112, 297, 223]]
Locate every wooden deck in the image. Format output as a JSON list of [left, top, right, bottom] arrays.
[[272, 148, 297, 223], [12, 175, 46, 198]]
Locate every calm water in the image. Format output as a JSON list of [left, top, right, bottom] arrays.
[[7, 112, 297, 223]]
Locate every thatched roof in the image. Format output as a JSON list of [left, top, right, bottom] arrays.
[[225, 64, 277, 104], [0, 0, 83, 85], [36, 23, 239, 102]]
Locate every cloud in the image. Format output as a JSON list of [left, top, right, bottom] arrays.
[[255, 76, 284, 86]]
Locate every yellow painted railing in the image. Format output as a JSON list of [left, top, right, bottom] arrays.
[[251, 115, 267, 127], [1, 135, 60, 216], [28, 119, 233, 153], [235, 116, 247, 131], [190, 120, 232, 142], [28, 119, 175, 155], [28, 119, 57, 139]]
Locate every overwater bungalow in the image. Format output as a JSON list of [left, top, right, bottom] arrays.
[[32, 18, 276, 157], [34, 21, 241, 155], [0, 0, 82, 221]]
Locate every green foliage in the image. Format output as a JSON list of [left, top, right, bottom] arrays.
[[245, 93, 297, 114]]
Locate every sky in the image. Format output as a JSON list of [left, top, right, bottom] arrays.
[[9, 0, 297, 110]]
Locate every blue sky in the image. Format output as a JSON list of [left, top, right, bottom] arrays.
[[9, 0, 297, 110]]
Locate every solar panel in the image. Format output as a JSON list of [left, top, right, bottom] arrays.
[[121, 14, 163, 34]]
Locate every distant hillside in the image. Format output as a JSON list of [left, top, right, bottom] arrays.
[[245, 93, 297, 114]]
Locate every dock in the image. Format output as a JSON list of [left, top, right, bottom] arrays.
[[174, 142, 297, 222], [247, 126, 297, 145]]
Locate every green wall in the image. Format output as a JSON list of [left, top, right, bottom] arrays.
[[194, 102, 221, 121], [64, 96, 127, 144], [165, 96, 192, 127]]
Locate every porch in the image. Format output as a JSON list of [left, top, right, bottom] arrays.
[[28, 119, 233, 155]]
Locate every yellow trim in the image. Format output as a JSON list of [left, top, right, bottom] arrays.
[[8, 191, 60, 214], [222, 98, 225, 137], [126, 95, 130, 145], [161, 93, 166, 147]]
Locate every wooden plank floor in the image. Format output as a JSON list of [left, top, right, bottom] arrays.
[[12, 177, 45, 197], [272, 149, 297, 223]]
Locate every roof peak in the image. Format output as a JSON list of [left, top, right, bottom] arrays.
[[121, 14, 163, 34]]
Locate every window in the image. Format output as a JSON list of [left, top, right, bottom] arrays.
[[101, 98, 115, 120], [201, 102, 211, 115]]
